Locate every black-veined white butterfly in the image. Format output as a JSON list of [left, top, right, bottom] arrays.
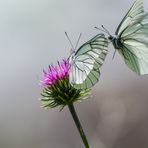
[[107, 0, 148, 75], [68, 34, 108, 89]]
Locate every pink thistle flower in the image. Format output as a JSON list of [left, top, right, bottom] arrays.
[[40, 59, 70, 86], [40, 58, 90, 110]]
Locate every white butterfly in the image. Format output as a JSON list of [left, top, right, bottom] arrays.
[[108, 0, 148, 75], [69, 34, 108, 89]]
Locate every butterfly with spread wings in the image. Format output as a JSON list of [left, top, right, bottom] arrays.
[[69, 34, 108, 89], [108, 0, 148, 75]]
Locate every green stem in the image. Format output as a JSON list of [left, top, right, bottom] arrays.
[[68, 104, 90, 148]]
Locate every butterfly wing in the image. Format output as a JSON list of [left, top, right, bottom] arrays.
[[115, 0, 148, 74], [69, 34, 108, 89], [118, 34, 148, 75], [116, 0, 144, 36]]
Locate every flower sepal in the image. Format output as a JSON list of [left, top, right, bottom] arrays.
[[41, 78, 91, 110]]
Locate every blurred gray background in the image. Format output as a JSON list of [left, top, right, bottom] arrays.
[[0, 0, 148, 148]]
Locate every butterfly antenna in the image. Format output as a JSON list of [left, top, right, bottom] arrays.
[[65, 32, 75, 51], [101, 25, 111, 36], [94, 26, 107, 34], [75, 33, 82, 50]]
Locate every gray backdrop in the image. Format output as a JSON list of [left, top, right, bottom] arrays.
[[0, 0, 148, 148]]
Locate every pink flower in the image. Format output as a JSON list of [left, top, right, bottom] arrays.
[[40, 59, 70, 86], [40, 58, 90, 109]]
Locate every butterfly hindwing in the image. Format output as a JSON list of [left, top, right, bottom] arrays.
[[69, 34, 108, 89], [118, 41, 148, 74]]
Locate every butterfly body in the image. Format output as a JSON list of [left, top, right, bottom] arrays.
[[108, 35, 123, 49]]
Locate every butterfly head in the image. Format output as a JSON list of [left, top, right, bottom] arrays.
[[108, 35, 114, 41], [70, 48, 75, 54]]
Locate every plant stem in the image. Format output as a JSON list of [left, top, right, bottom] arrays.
[[68, 104, 90, 148]]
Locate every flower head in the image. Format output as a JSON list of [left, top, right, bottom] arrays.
[[41, 59, 70, 86], [40, 59, 90, 110]]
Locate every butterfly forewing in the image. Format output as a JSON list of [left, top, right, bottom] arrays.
[[116, 0, 144, 36], [69, 34, 108, 89]]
